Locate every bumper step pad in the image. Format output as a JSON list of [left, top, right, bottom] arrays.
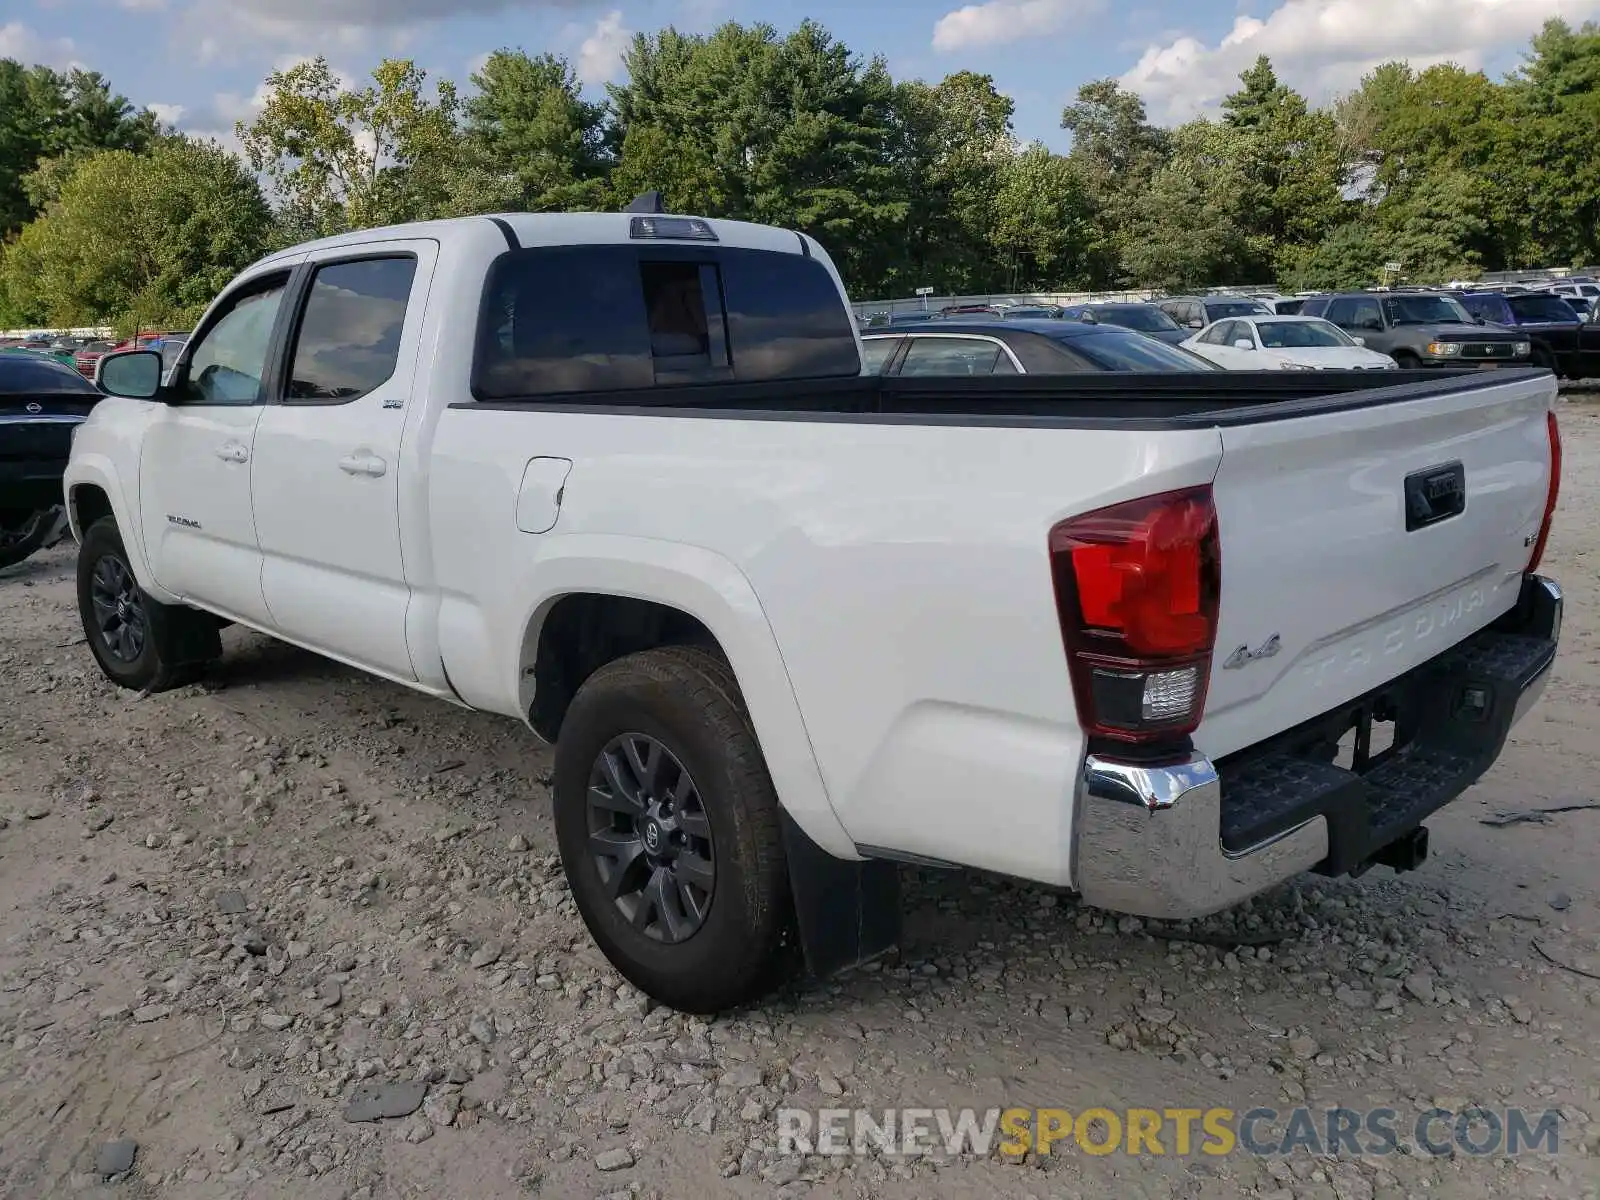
[[1217, 622, 1556, 876]]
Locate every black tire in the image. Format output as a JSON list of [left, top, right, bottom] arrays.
[[77, 516, 220, 692], [1391, 351, 1421, 369], [553, 646, 794, 1014], [0, 507, 57, 571]]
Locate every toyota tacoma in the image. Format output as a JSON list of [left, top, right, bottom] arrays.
[[63, 207, 1563, 1013]]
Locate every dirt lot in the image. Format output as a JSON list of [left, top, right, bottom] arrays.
[[4, 406, 1600, 1200]]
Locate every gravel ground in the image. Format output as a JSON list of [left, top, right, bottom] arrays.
[[4, 403, 1600, 1200]]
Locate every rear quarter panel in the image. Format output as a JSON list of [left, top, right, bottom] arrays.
[[425, 403, 1224, 881]]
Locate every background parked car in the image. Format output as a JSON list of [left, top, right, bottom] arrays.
[[1455, 291, 1600, 379], [1182, 315, 1400, 371], [1299, 291, 1532, 368], [1058, 303, 1190, 344], [0, 352, 101, 569], [1155, 294, 1273, 331], [861, 318, 1223, 376]]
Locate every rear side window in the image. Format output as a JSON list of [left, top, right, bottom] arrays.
[[860, 337, 899, 374], [473, 245, 859, 401], [286, 257, 417, 402]]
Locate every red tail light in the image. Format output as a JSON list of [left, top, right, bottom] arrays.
[[1526, 409, 1561, 573], [1049, 485, 1221, 744]]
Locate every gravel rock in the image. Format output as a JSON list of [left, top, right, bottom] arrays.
[[595, 1147, 635, 1172], [1404, 974, 1436, 1004], [95, 1139, 137, 1178], [344, 1080, 429, 1123]]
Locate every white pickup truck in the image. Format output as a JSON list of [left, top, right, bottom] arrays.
[[65, 207, 1563, 1013]]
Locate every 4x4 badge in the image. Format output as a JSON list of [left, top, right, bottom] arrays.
[[1222, 634, 1281, 670]]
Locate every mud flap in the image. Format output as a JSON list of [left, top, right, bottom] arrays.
[[781, 812, 901, 978]]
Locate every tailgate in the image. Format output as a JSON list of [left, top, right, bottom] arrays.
[[1198, 372, 1556, 759]]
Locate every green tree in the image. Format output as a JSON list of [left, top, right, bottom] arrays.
[[238, 57, 465, 237], [0, 61, 157, 235], [1286, 221, 1390, 291], [1061, 79, 1171, 286], [882, 70, 1017, 293], [0, 136, 272, 329], [608, 21, 907, 294], [1505, 19, 1600, 265], [461, 50, 610, 212], [990, 143, 1092, 290], [1217, 57, 1349, 275]]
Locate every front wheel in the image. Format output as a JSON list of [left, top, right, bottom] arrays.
[[0, 507, 59, 571], [77, 517, 218, 692], [552, 646, 795, 1014], [1391, 351, 1421, 369]]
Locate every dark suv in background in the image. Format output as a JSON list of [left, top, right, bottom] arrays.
[[1454, 291, 1600, 380], [1299, 292, 1531, 369]]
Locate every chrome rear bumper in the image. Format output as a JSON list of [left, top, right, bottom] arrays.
[[1073, 575, 1561, 920]]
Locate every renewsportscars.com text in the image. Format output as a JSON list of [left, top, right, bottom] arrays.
[[775, 1106, 1563, 1159]]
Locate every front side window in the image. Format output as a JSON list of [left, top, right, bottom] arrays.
[[286, 257, 417, 402], [898, 337, 1002, 376], [181, 274, 290, 405]]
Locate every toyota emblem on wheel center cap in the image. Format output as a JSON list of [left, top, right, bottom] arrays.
[[643, 821, 662, 852]]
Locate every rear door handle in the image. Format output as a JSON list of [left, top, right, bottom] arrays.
[[216, 441, 249, 463], [338, 451, 387, 478]]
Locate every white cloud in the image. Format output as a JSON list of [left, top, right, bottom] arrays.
[[932, 0, 1103, 52], [118, 0, 168, 10], [149, 102, 186, 124], [576, 10, 631, 86], [0, 21, 77, 68], [1121, 0, 1600, 124]]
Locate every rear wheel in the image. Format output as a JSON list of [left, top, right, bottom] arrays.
[[77, 516, 219, 692], [553, 646, 795, 1013], [0, 507, 57, 571]]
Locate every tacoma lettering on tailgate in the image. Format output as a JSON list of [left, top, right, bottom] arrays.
[[1301, 585, 1487, 691]]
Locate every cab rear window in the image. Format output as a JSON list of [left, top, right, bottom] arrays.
[[472, 244, 860, 401]]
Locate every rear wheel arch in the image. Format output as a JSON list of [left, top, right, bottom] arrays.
[[509, 558, 856, 861], [522, 592, 724, 742]]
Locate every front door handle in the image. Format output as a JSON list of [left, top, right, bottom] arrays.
[[216, 441, 249, 463], [338, 451, 387, 478]]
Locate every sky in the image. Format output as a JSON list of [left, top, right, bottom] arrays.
[[4, 0, 1600, 153]]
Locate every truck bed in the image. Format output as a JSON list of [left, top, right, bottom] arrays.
[[456, 366, 1542, 426]]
